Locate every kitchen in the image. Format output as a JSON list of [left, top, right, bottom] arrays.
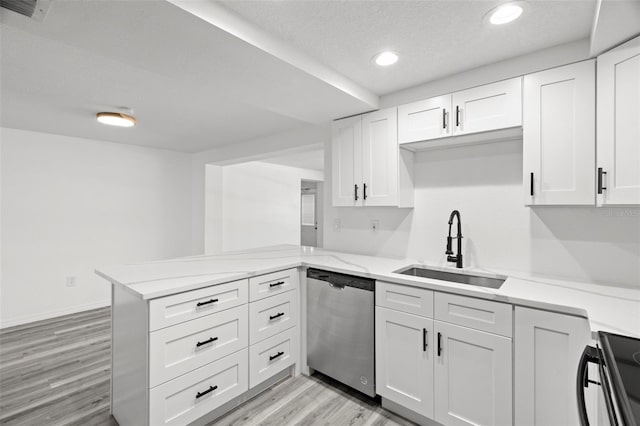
[[1, 1, 639, 426]]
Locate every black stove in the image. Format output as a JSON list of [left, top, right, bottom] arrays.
[[578, 331, 640, 426], [600, 332, 640, 425]]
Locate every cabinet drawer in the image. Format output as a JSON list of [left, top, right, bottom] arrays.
[[249, 290, 297, 345], [149, 279, 248, 331], [376, 281, 434, 318], [249, 327, 298, 388], [149, 305, 248, 388], [435, 292, 512, 337], [249, 268, 298, 302], [149, 349, 248, 426]]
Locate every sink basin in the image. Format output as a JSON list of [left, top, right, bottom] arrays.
[[395, 266, 506, 289]]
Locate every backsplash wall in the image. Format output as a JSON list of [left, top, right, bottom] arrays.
[[322, 139, 640, 288]]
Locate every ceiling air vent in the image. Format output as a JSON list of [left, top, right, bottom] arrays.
[[0, 0, 51, 21]]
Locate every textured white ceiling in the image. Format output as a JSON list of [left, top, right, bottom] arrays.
[[220, 0, 598, 95], [0, 1, 375, 152]]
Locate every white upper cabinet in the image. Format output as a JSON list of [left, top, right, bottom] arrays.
[[331, 108, 414, 208], [398, 95, 452, 143], [597, 36, 640, 205], [361, 109, 399, 206], [452, 77, 522, 136], [331, 115, 362, 207], [523, 60, 596, 205]]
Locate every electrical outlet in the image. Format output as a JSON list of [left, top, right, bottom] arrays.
[[371, 220, 380, 232], [66, 276, 77, 287], [334, 218, 341, 232]]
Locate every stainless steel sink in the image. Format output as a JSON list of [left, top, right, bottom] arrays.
[[395, 266, 506, 289]]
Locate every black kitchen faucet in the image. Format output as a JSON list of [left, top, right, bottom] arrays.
[[446, 210, 463, 268]]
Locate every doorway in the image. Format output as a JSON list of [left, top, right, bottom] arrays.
[[301, 180, 323, 247]]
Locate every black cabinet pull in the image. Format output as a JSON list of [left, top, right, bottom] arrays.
[[437, 332, 442, 356], [196, 385, 217, 399], [196, 336, 218, 347], [530, 172, 534, 196], [455, 106, 460, 127], [269, 351, 284, 361], [423, 328, 428, 351], [354, 184, 359, 201], [442, 109, 447, 129], [196, 298, 218, 307], [363, 183, 367, 200], [269, 312, 285, 321], [598, 167, 607, 194], [269, 281, 285, 288]]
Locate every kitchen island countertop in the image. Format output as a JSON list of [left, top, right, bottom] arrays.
[[96, 244, 640, 338]]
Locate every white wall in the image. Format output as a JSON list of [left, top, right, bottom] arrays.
[[323, 140, 640, 288], [205, 161, 323, 253], [0, 128, 193, 327]]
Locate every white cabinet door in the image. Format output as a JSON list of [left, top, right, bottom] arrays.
[[398, 95, 452, 143], [434, 321, 512, 426], [597, 36, 640, 205], [361, 108, 398, 206], [523, 60, 596, 205], [331, 115, 362, 207], [514, 307, 591, 426], [376, 307, 434, 419], [452, 77, 522, 136]]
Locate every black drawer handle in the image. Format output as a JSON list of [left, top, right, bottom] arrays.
[[196, 298, 218, 307], [363, 183, 368, 200], [437, 332, 442, 356], [269, 351, 284, 361], [196, 336, 218, 347], [269, 312, 285, 321], [196, 385, 217, 399], [442, 109, 447, 129], [269, 281, 285, 288], [455, 106, 460, 127], [423, 328, 428, 351], [354, 184, 359, 201]]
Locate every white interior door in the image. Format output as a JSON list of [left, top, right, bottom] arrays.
[[523, 60, 596, 205], [331, 115, 362, 206], [597, 36, 640, 205], [452, 77, 522, 135], [398, 95, 452, 143], [361, 108, 398, 206], [375, 307, 434, 419], [434, 321, 512, 426], [300, 190, 317, 247]]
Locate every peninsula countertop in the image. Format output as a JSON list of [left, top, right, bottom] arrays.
[[96, 244, 640, 338]]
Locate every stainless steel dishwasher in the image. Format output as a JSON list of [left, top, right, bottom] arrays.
[[307, 268, 375, 397]]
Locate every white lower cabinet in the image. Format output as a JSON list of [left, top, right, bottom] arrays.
[[514, 307, 591, 426], [149, 349, 248, 426], [249, 326, 298, 388], [434, 321, 512, 426], [375, 306, 434, 419]]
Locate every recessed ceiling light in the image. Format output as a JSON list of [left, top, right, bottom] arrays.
[[487, 2, 525, 25], [374, 51, 398, 67], [96, 112, 137, 127]]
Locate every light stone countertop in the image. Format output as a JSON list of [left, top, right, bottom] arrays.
[[96, 244, 640, 338]]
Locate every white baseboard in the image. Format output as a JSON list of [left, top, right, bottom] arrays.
[[0, 300, 111, 329]]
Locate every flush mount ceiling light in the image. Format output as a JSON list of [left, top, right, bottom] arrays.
[[374, 51, 399, 67], [96, 112, 137, 127], [486, 1, 526, 25]]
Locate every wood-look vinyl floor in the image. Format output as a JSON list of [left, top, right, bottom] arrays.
[[0, 307, 416, 426]]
